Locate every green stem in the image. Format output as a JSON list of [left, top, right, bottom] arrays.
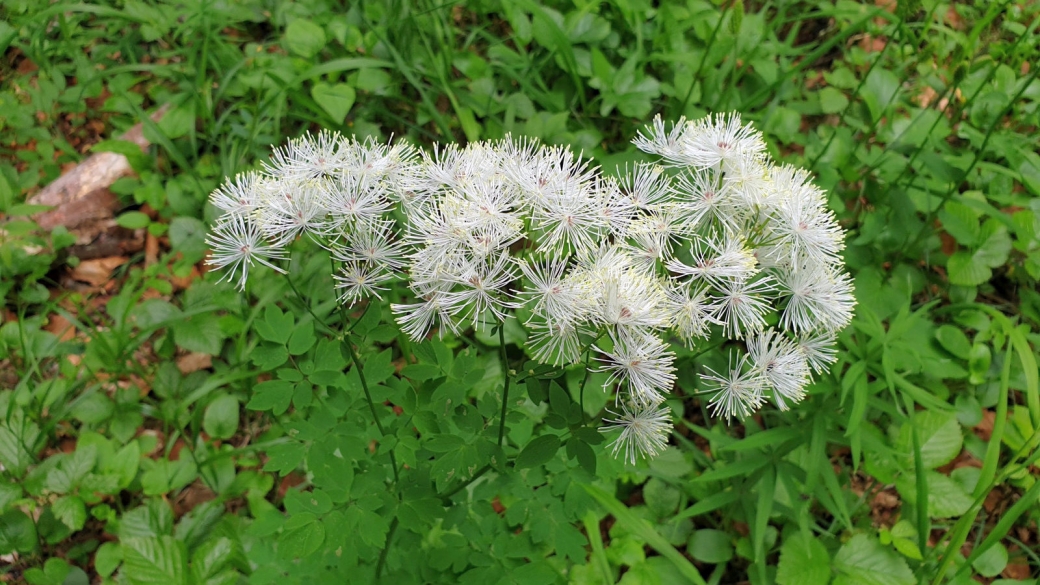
[[497, 323, 511, 447], [344, 329, 401, 486], [676, 2, 729, 116], [326, 256, 402, 486], [375, 516, 399, 580], [578, 349, 593, 425]]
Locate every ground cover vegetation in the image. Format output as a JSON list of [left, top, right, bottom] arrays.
[[0, 0, 1038, 583]]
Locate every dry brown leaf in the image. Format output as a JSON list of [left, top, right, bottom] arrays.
[[177, 352, 212, 374], [170, 265, 200, 291], [44, 313, 77, 342], [69, 256, 128, 286], [975, 410, 996, 441]]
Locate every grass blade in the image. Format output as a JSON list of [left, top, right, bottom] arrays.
[[583, 483, 707, 585]]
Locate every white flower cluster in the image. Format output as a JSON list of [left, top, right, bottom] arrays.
[[206, 113, 854, 465]]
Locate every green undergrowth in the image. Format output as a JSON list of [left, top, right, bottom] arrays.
[[1, 0, 1039, 583]]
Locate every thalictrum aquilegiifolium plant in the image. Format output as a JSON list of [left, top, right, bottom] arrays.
[[205, 113, 855, 467]]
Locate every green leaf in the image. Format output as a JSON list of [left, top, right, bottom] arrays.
[[95, 541, 123, 576], [896, 411, 962, 469], [935, 325, 971, 359], [285, 19, 326, 58], [116, 211, 151, 229], [52, 496, 86, 531], [566, 437, 596, 475], [0, 508, 39, 554], [24, 557, 70, 585], [311, 83, 356, 124], [833, 534, 913, 585], [256, 306, 293, 344], [938, 201, 979, 246], [190, 537, 233, 582], [121, 536, 189, 585], [975, 222, 1011, 268], [287, 321, 316, 356], [203, 394, 240, 440], [278, 520, 325, 559], [947, 251, 991, 287], [247, 380, 293, 415], [515, 434, 561, 469], [896, 471, 973, 518], [363, 348, 395, 385], [140, 458, 198, 496], [171, 316, 224, 355], [971, 542, 1007, 578], [643, 478, 680, 518], [819, 86, 849, 114], [687, 529, 733, 564], [776, 534, 831, 585]]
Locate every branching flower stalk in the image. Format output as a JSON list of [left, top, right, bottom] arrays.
[[206, 113, 855, 466]]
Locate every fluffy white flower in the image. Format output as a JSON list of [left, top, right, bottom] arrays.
[[681, 112, 766, 170], [667, 236, 758, 286], [664, 284, 718, 343], [205, 214, 287, 290], [711, 275, 777, 338], [777, 261, 856, 333], [746, 329, 811, 410], [210, 171, 263, 217], [700, 354, 767, 419], [334, 260, 391, 303], [597, 331, 677, 407], [632, 115, 692, 165], [796, 332, 839, 375], [600, 403, 672, 465]]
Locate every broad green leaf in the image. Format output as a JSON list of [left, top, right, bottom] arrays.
[[190, 537, 233, 582], [23, 557, 70, 585], [0, 508, 39, 554], [277, 520, 325, 559], [976, 222, 1010, 265], [896, 411, 962, 469], [643, 478, 680, 518], [121, 536, 189, 585], [946, 251, 990, 287], [246, 380, 293, 415], [687, 529, 733, 564], [935, 325, 971, 359], [971, 542, 1007, 578], [256, 307, 293, 344], [833, 534, 913, 585], [937, 201, 979, 247], [171, 316, 224, 355], [116, 211, 151, 229], [285, 19, 325, 58], [895, 471, 973, 518], [515, 434, 561, 469], [776, 534, 830, 585], [95, 541, 123, 577], [52, 496, 86, 531], [819, 86, 848, 114], [203, 394, 240, 440], [287, 321, 316, 355], [311, 83, 356, 124]]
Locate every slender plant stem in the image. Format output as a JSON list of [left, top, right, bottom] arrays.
[[283, 273, 337, 335], [375, 517, 399, 580], [676, 2, 729, 117], [578, 349, 593, 425], [343, 320, 401, 486], [497, 323, 511, 447]]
